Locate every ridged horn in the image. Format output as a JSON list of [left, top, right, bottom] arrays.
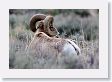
[[44, 15, 54, 28], [29, 14, 46, 32], [43, 16, 54, 36]]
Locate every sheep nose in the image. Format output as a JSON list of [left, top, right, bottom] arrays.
[[57, 32, 61, 36], [57, 32, 60, 35]]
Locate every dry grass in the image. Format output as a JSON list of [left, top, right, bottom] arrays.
[[9, 9, 99, 69]]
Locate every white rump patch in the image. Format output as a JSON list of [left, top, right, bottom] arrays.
[[62, 43, 77, 56], [66, 39, 81, 55], [59, 40, 81, 65]]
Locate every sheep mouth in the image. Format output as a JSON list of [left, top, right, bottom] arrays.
[[56, 35, 59, 38]]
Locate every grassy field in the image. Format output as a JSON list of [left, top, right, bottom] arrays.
[[9, 9, 99, 69]]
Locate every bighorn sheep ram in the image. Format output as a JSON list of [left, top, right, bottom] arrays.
[[26, 14, 81, 68]]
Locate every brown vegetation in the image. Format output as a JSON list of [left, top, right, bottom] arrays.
[[9, 9, 99, 69]]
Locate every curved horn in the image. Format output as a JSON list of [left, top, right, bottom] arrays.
[[44, 16, 54, 31], [43, 16, 54, 36], [29, 14, 46, 32], [44, 15, 53, 27]]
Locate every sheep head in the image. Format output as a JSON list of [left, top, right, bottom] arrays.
[[29, 14, 59, 37]]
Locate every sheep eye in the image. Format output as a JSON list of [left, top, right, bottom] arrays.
[[50, 27, 55, 31], [50, 26, 53, 28]]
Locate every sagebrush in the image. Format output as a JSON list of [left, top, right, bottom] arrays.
[[9, 9, 99, 69]]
